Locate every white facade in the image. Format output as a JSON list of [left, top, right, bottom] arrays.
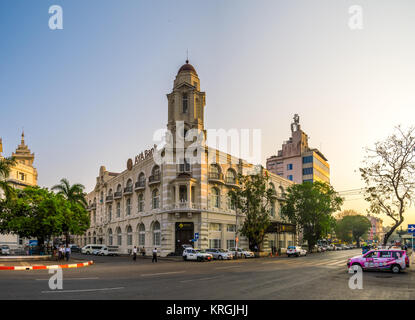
[[76, 61, 295, 256]]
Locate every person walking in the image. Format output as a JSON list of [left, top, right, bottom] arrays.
[[133, 246, 137, 261], [59, 245, 64, 261], [65, 245, 71, 262], [152, 248, 158, 263], [141, 247, 145, 257]]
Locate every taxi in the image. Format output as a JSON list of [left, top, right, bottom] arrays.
[[347, 249, 409, 274]]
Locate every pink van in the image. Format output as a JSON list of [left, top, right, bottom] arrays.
[[347, 249, 409, 274]]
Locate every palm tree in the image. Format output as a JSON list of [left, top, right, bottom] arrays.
[[0, 157, 16, 200], [52, 178, 88, 245], [52, 178, 87, 207]]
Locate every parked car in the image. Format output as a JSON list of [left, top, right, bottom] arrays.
[[182, 248, 212, 261], [205, 248, 234, 260], [0, 245, 10, 255], [347, 249, 409, 274], [334, 244, 343, 251], [287, 246, 307, 257], [97, 246, 120, 256], [69, 244, 80, 253], [228, 247, 255, 258], [81, 244, 106, 255]]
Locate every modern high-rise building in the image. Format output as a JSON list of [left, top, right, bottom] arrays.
[[266, 115, 330, 184]]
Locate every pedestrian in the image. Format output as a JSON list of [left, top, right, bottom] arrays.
[[141, 247, 145, 257], [133, 246, 137, 261], [65, 245, 71, 261], [152, 247, 158, 263], [59, 245, 64, 261]]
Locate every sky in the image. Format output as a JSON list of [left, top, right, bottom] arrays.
[[1, 0, 415, 227]]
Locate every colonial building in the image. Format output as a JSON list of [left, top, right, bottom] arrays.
[[76, 61, 295, 256], [266, 115, 330, 184], [0, 132, 38, 248]]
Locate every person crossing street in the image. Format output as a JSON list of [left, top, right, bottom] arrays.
[[152, 248, 158, 263]]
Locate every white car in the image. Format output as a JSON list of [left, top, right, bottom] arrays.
[[97, 246, 120, 256], [229, 247, 255, 258], [0, 245, 10, 256], [81, 244, 106, 255], [287, 246, 307, 257], [182, 248, 212, 261], [205, 248, 234, 260]]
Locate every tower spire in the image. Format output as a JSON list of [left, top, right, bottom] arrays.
[[21, 128, 25, 146]]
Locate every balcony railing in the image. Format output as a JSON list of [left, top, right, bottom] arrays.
[[149, 174, 161, 184], [135, 181, 146, 190], [106, 195, 113, 203], [208, 172, 224, 181], [124, 186, 133, 194], [114, 191, 122, 199]]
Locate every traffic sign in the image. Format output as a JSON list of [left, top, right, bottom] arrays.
[[408, 224, 415, 233], [194, 233, 199, 240]]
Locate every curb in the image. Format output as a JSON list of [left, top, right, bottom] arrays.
[[0, 260, 94, 271]]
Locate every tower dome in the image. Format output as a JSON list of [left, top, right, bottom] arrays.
[[177, 60, 197, 75]]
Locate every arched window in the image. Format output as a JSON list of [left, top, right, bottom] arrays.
[[209, 164, 221, 180], [116, 184, 122, 193], [126, 198, 131, 216], [138, 193, 144, 212], [108, 189, 113, 196], [279, 186, 285, 198], [88, 232, 91, 244], [127, 225, 133, 246], [211, 188, 220, 208], [138, 224, 145, 246], [117, 227, 122, 246], [153, 221, 161, 246], [93, 231, 96, 244], [182, 93, 188, 113], [270, 183, 277, 195], [152, 166, 160, 178], [138, 172, 146, 187], [125, 179, 133, 193], [108, 228, 113, 245], [226, 169, 236, 184], [152, 189, 160, 209]]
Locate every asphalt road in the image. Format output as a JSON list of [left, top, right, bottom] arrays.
[[0, 249, 414, 300]]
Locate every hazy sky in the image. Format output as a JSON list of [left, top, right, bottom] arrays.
[[1, 0, 415, 226]]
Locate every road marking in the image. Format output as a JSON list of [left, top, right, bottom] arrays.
[[35, 277, 99, 281], [180, 276, 219, 283], [215, 266, 241, 270], [41, 287, 124, 294], [141, 271, 185, 277], [326, 260, 346, 266]]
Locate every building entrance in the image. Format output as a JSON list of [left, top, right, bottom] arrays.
[[175, 222, 194, 255]]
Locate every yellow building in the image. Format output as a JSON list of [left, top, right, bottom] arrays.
[[0, 132, 38, 249]]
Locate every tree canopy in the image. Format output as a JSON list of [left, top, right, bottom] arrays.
[[335, 214, 371, 246], [281, 181, 343, 251], [360, 126, 415, 245], [228, 168, 275, 251]]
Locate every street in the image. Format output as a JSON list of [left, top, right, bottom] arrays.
[[0, 249, 414, 299]]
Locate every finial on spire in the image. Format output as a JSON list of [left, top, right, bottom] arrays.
[[186, 49, 189, 64], [21, 128, 25, 145]]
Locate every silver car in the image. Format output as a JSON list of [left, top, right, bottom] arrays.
[[205, 248, 233, 260]]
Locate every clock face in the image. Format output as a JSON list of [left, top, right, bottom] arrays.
[[127, 158, 133, 171]]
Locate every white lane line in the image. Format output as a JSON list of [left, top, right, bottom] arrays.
[[41, 287, 124, 294], [180, 277, 219, 283], [326, 260, 346, 266], [36, 277, 99, 281], [215, 266, 241, 270], [141, 271, 185, 277]]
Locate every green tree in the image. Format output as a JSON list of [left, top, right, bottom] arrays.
[[0, 187, 65, 252], [228, 169, 275, 252], [336, 215, 371, 247], [0, 157, 16, 200], [52, 178, 89, 245], [360, 126, 415, 245], [281, 181, 343, 252]]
